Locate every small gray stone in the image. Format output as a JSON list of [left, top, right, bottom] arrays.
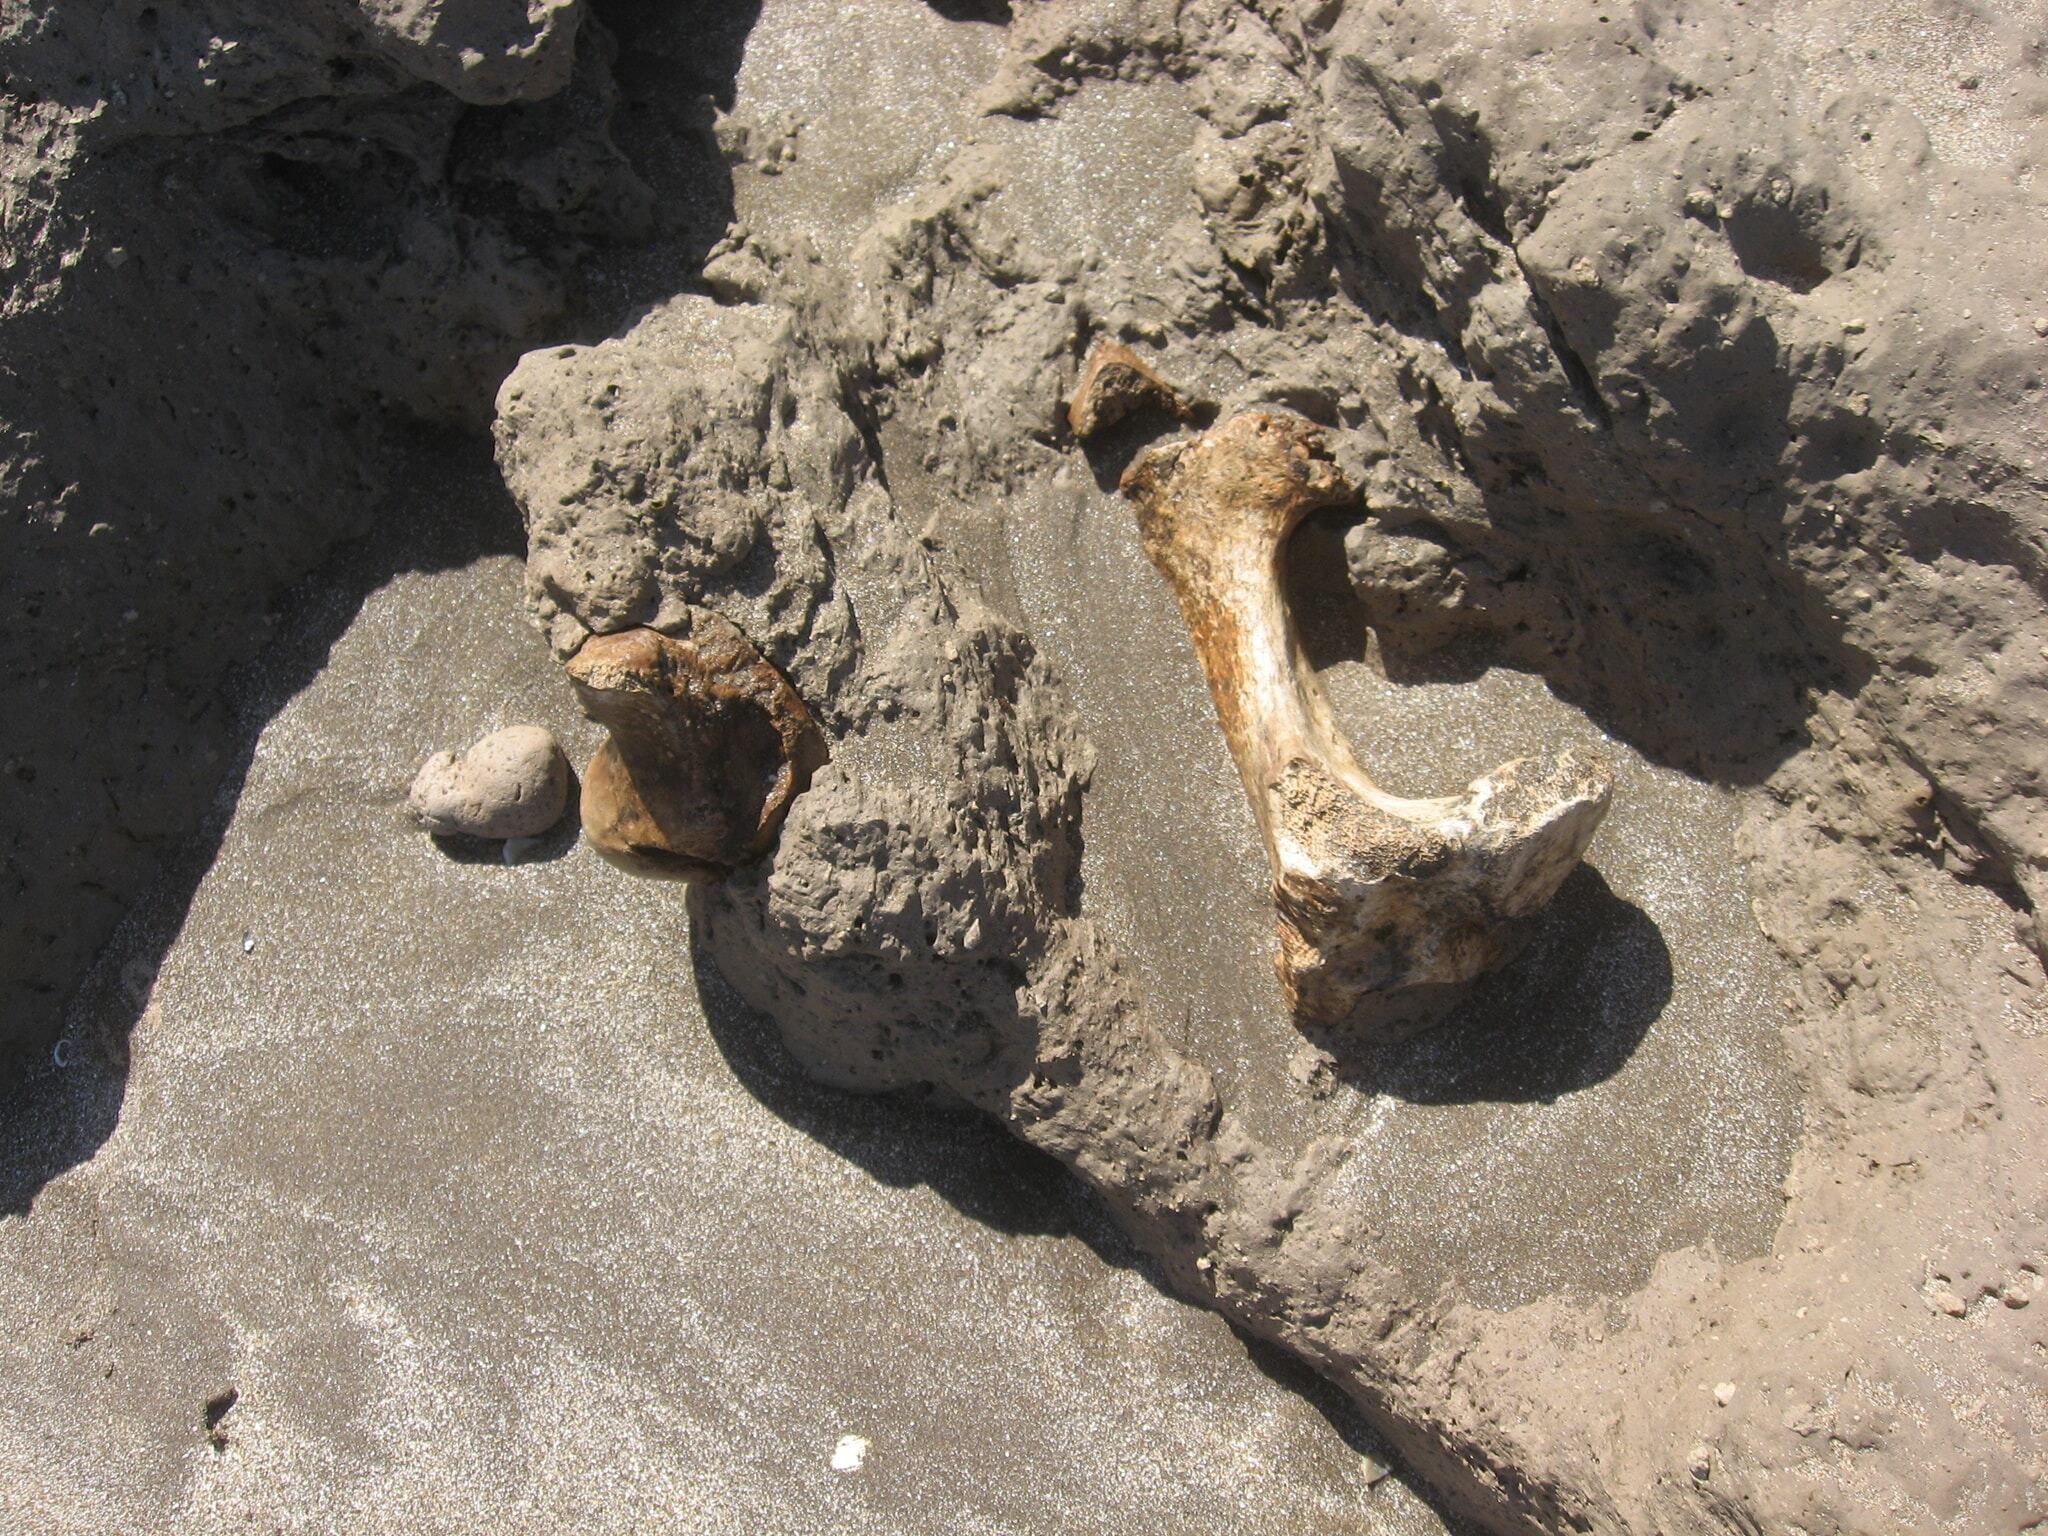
[[409, 725, 569, 841]]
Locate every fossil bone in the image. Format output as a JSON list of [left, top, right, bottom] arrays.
[[1066, 340, 1194, 439], [565, 617, 829, 881], [1121, 410, 1613, 1032]]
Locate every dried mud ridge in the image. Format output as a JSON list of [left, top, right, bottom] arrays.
[[11, 1, 2048, 1533]]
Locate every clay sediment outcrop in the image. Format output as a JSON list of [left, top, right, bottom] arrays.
[[492, 2, 2047, 1529]]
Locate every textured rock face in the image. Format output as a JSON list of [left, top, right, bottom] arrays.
[[351, 0, 585, 103], [1301, 0, 2048, 940], [494, 296, 861, 698], [492, 2, 2048, 1533]]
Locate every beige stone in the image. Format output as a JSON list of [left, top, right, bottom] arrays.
[[408, 724, 570, 841]]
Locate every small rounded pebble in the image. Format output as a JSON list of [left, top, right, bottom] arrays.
[[1687, 1445, 1712, 1481], [409, 725, 570, 841], [1712, 1381, 1737, 1406]]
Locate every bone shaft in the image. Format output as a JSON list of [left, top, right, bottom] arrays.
[[1156, 525, 1443, 849], [1155, 540, 1328, 851]]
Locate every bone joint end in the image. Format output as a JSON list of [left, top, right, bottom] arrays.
[[564, 617, 828, 881]]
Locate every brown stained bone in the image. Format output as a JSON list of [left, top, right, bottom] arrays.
[[1065, 340, 1193, 439], [564, 617, 829, 880], [1121, 411, 1613, 1034]]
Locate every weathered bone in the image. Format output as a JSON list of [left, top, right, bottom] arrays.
[[1121, 410, 1613, 1032], [565, 617, 828, 881], [1066, 340, 1194, 439]]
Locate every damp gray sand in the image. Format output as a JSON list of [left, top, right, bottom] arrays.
[[0, 480, 1447, 1535]]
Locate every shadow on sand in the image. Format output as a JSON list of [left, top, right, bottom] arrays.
[[1302, 864, 1675, 1105], [0, 433, 529, 1217]]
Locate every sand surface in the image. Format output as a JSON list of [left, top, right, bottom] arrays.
[[0, 451, 1448, 1535]]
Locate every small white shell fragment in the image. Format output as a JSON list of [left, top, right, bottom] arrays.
[[829, 1434, 869, 1474], [501, 835, 545, 866]]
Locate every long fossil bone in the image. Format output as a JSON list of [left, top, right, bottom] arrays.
[[565, 617, 828, 881], [1121, 410, 1612, 1034]]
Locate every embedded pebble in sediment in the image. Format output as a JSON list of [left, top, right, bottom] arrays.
[[408, 725, 570, 841]]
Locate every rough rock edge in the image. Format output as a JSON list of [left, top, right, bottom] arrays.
[[496, 1, 2048, 1530]]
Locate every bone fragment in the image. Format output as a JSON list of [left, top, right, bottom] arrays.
[[1066, 340, 1193, 439], [565, 617, 828, 881], [1121, 410, 1612, 1033]]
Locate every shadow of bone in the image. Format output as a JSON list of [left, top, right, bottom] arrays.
[[1311, 863, 1675, 1106], [1074, 397, 1222, 497], [1287, 504, 1377, 670], [922, 0, 1014, 24]]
